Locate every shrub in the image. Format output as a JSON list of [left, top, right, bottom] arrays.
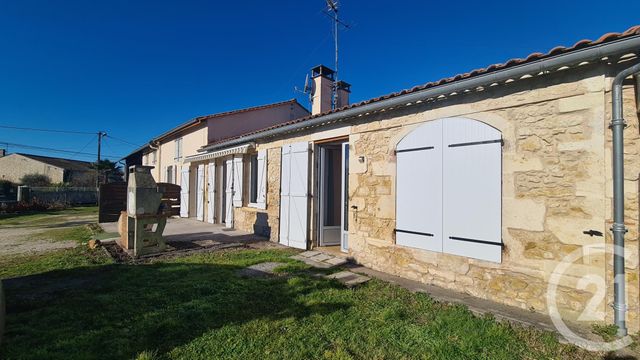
[[0, 180, 16, 196], [20, 174, 51, 187]]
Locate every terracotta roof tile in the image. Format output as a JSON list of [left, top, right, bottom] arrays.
[[206, 25, 640, 148]]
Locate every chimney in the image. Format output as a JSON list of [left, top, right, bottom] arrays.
[[336, 80, 351, 109], [310, 65, 335, 115]]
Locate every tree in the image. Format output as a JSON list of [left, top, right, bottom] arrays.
[[20, 174, 51, 187], [91, 160, 124, 184]]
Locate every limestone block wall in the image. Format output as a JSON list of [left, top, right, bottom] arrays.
[[346, 66, 638, 332], [233, 147, 282, 241]]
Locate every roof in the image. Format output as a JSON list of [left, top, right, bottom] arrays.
[[124, 98, 308, 158], [15, 153, 94, 171], [204, 24, 640, 148]]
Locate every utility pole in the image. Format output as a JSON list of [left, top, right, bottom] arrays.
[[96, 131, 107, 186], [97, 131, 107, 163]]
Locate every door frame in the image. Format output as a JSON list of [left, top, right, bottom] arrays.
[[314, 139, 349, 252]]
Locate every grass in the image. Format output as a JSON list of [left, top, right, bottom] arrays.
[[28, 225, 95, 244], [0, 206, 97, 227], [0, 247, 603, 360]]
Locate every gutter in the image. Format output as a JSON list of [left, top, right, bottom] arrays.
[[203, 34, 640, 152], [610, 61, 640, 337]]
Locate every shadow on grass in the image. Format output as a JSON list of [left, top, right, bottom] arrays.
[[1, 260, 350, 360]]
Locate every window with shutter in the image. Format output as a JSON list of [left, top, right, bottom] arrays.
[[248, 150, 267, 209], [395, 117, 502, 263], [232, 156, 243, 207]]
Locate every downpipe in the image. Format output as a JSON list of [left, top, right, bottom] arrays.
[[610, 61, 640, 337]]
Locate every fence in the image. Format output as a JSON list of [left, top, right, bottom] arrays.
[[28, 186, 98, 205]]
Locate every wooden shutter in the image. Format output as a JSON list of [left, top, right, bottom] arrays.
[[207, 163, 216, 223], [442, 118, 502, 263], [179, 166, 189, 218], [256, 150, 267, 209], [196, 164, 205, 221], [232, 156, 243, 207], [396, 120, 443, 252]]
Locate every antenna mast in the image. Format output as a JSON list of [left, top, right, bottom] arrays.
[[326, 0, 339, 110]]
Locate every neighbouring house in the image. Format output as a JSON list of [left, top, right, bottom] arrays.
[[123, 99, 310, 219], [185, 26, 640, 334], [0, 152, 96, 186]]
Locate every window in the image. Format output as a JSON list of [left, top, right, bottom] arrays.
[[248, 150, 267, 209], [151, 151, 157, 164], [166, 165, 174, 183], [395, 117, 502, 263], [249, 154, 259, 203], [174, 138, 183, 161]]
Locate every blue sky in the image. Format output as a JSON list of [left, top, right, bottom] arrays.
[[0, 0, 638, 162]]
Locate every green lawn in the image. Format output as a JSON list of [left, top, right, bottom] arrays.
[[0, 206, 98, 227], [0, 246, 601, 360]]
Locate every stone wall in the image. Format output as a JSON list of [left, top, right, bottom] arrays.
[[0, 154, 65, 184], [233, 147, 282, 242], [231, 62, 640, 332]]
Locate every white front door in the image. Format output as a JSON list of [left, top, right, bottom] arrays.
[[224, 158, 234, 228], [196, 164, 205, 221], [180, 166, 190, 218], [207, 162, 216, 224], [340, 142, 349, 253], [279, 142, 309, 249]]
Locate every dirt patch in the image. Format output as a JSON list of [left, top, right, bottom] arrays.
[[0, 227, 76, 256], [102, 240, 248, 263]]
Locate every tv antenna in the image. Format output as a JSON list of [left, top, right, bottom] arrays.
[[326, 0, 341, 109]]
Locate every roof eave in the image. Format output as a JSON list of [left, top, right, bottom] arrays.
[[202, 33, 640, 152]]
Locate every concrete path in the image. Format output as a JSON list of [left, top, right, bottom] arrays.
[[100, 217, 266, 244]]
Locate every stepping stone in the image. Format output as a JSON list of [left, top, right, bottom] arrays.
[[309, 253, 332, 262], [326, 271, 371, 288], [325, 257, 347, 266], [237, 262, 284, 277], [299, 251, 321, 258]]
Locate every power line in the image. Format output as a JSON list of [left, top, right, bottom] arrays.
[[0, 124, 96, 135], [0, 141, 124, 159], [68, 136, 96, 158], [105, 134, 142, 148]]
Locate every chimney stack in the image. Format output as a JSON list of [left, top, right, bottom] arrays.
[[311, 65, 334, 115], [336, 80, 351, 109], [309, 65, 351, 115]]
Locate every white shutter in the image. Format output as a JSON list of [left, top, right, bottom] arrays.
[[279, 142, 309, 249], [279, 146, 291, 246], [396, 120, 443, 252], [256, 150, 267, 209], [232, 156, 243, 207], [225, 159, 234, 228], [443, 118, 502, 263], [207, 163, 216, 223], [180, 166, 190, 218], [196, 164, 205, 221]]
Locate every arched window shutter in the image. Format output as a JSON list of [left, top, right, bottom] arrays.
[[395, 118, 502, 263]]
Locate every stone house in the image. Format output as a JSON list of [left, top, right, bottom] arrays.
[[0, 152, 95, 186], [185, 26, 640, 334], [123, 99, 309, 219]]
